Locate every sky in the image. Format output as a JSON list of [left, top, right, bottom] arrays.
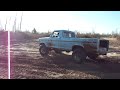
[[0, 11, 120, 34]]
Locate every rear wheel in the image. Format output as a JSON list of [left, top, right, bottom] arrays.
[[39, 45, 49, 57], [72, 48, 87, 64]]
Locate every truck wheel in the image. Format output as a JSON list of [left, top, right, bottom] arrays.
[[72, 49, 87, 64], [39, 45, 49, 57], [88, 54, 98, 60]]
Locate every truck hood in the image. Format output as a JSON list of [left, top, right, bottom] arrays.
[[39, 37, 50, 40], [39, 37, 50, 42]]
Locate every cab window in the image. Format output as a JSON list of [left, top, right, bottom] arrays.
[[63, 31, 75, 38], [51, 31, 59, 38]]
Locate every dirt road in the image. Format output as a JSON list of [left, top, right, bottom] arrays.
[[0, 39, 120, 79]]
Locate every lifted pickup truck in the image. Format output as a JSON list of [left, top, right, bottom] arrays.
[[38, 30, 109, 63]]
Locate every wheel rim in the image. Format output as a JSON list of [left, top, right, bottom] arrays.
[[74, 53, 81, 62], [41, 47, 46, 54]]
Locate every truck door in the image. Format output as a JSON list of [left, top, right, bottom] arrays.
[[60, 31, 75, 50], [48, 31, 60, 48]]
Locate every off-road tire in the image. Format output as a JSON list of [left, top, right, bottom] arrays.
[[72, 48, 87, 64], [39, 45, 49, 57]]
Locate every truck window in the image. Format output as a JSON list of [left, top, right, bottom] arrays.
[[63, 31, 75, 38], [52, 31, 59, 38]]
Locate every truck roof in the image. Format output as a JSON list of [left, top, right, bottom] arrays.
[[54, 30, 74, 33]]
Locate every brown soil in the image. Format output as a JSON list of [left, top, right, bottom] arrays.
[[0, 38, 120, 79]]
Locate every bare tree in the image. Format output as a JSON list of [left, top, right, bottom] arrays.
[[20, 12, 23, 31], [5, 18, 8, 30], [12, 17, 16, 32], [32, 28, 37, 34], [12, 13, 17, 32], [17, 23, 20, 31], [0, 19, 3, 30]]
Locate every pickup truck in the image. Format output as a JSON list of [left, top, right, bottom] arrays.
[[38, 30, 109, 63]]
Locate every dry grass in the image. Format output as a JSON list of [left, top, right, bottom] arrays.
[[0, 30, 51, 41], [0, 30, 120, 49], [0, 30, 120, 41]]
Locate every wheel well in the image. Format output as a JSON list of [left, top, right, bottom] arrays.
[[72, 45, 85, 52], [39, 43, 45, 46]]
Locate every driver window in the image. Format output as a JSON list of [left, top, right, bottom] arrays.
[[52, 31, 59, 38]]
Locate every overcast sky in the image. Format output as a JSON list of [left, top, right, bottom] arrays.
[[0, 11, 120, 34]]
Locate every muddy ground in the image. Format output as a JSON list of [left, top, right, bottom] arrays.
[[0, 39, 120, 79]]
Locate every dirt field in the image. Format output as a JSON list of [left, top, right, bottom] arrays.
[[0, 38, 120, 79]]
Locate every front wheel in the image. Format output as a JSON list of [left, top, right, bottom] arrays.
[[72, 49, 87, 64], [39, 45, 49, 57]]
